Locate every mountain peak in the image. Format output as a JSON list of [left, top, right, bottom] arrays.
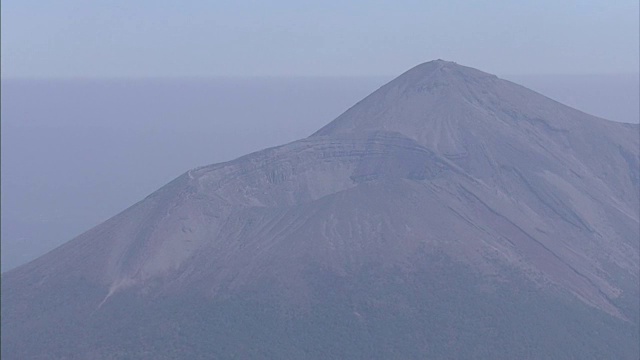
[[393, 59, 497, 89], [311, 60, 581, 156], [407, 58, 466, 73]]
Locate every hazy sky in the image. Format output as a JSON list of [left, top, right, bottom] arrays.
[[2, 0, 638, 78]]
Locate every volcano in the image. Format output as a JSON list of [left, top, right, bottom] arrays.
[[2, 60, 639, 359]]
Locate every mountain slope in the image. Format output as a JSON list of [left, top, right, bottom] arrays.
[[2, 60, 639, 359]]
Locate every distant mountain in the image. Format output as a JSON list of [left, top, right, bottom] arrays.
[[2, 60, 638, 359]]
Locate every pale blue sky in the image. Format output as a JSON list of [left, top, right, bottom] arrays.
[[2, 0, 638, 77]]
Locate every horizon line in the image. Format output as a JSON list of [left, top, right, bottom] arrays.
[[2, 72, 639, 81]]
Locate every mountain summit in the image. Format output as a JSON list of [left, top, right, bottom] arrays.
[[315, 59, 635, 166], [314, 60, 507, 143], [3, 61, 639, 359]]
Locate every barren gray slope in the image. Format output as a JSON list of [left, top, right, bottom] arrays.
[[315, 61, 638, 209], [2, 60, 639, 359]]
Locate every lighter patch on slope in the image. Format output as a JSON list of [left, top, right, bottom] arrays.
[[97, 277, 137, 309]]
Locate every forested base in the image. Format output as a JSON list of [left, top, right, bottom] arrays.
[[3, 257, 638, 359]]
